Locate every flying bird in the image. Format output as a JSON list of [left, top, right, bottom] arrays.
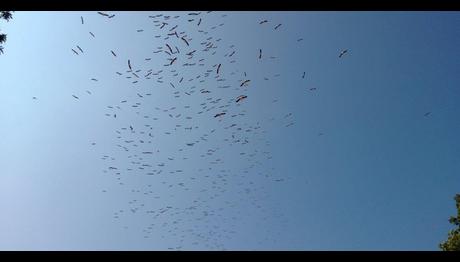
[[186, 50, 196, 56], [216, 63, 221, 74], [166, 44, 173, 53], [72, 95, 79, 99], [214, 112, 226, 118], [81, 16, 84, 24], [259, 49, 262, 59], [339, 49, 348, 58], [89, 32, 95, 37], [240, 80, 251, 87], [97, 11, 109, 17], [236, 95, 248, 103], [181, 37, 189, 46], [424, 112, 431, 117], [274, 24, 282, 30], [302, 72, 306, 78], [111, 50, 117, 57], [169, 57, 177, 65], [71, 49, 79, 55], [76, 45, 83, 53], [128, 59, 132, 70], [108, 14, 115, 18], [259, 20, 268, 24]]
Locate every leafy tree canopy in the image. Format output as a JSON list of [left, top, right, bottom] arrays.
[[440, 194, 460, 251]]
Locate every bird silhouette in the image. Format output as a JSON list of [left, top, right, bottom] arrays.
[[339, 49, 348, 58]]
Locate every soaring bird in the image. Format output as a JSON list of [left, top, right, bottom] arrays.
[[339, 49, 348, 58], [81, 16, 84, 24], [32, 97, 37, 100], [240, 80, 251, 87], [89, 32, 95, 37], [197, 18, 202, 26], [274, 23, 282, 30], [111, 50, 117, 57], [71, 49, 79, 55], [236, 95, 248, 103], [169, 57, 177, 65], [97, 11, 109, 17], [259, 49, 262, 59], [76, 45, 83, 53], [424, 112, 431, 117], [181, 37, 189, 46], [214, 112, 226, 118], [302, 72, 306, 78], [128, 59, 132, 70], [216, 63, 221, 74], [72, 95, 79, 99], [166, 44, 173, 53], [259, 20, 268, 24], [108, 14, 115, 18], [186, 50, 196, 56]]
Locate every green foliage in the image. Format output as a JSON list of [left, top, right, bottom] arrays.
[[0, 11, 13, 54], [440, 194, 460, 251]]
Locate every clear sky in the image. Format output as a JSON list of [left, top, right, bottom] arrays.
[[0, 11, 459, 251]]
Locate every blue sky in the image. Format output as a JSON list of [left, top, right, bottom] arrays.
[[0, 11, 459, 250]]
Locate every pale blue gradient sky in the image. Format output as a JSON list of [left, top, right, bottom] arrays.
[[0, 11, 459, 250]]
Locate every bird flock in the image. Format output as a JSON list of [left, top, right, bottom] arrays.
[[62, 11, 353, 250]]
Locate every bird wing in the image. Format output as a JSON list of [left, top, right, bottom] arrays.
[[181, 37, 189, 46]]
